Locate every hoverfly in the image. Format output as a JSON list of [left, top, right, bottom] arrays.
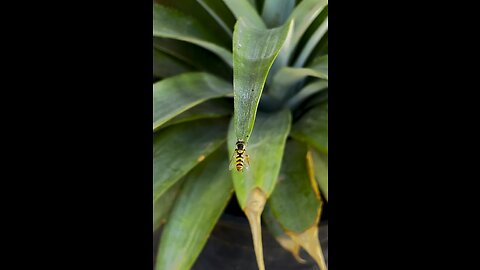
[[229, 140, 250, 172]]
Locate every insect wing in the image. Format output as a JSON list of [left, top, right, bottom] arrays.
[[244, 153, 251, 171]]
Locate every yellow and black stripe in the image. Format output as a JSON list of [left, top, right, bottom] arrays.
[[234, 140, 247, 172], [235, 149, 245, 171]]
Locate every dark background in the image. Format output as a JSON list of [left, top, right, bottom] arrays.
[[2, 1, 478, 269]]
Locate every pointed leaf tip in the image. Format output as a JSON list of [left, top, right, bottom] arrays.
[[287, 226, 327, 270], [232, 19, 293, 141], [276, 235, 307, 264], [244, 188, 267, 270]]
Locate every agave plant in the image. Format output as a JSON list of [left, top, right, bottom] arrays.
[[153, 0, 328, 269]]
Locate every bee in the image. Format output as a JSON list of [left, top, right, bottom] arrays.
[[229, 140, 250, 172]]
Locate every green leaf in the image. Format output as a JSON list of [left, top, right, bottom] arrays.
[[261, 0, 295, 28], [308, 33, 328, 64], [153, 180, 182, 231], [247, 0, 257, 8], [263, 204, 306, 263], [232, 18, 293, 141], [302, 89, 328, 111], [270, 53, 328, 104], [154, 0, 231, 47], [268, 64, 328, 102], [196, 0, 236, 37], [228, 109, 291, 208], [265, 23, 294, 87], [222, 0, 266, 29], [153, 72, 232, 131], [153, 37, 232, 80], [294, 4, 328, 64], [161, 98, 232, 129], [268, 139, 321, 233], [290, 101, 328, 154], [268, 0, 328, 76], [153, 4, 233, 67], [292, 89, 328, 121], [310, 148, 328, 201], [268, 139, 327, 270], [293, 17, 328, 67], [282, 0, 328, 62], [153, 48, 193, 78], [155, 146, 234, 270], [310, 54, 328, 77], [263, 204, 285, 238], [153, 118, 228, 201], [287, 80, 328, 110]]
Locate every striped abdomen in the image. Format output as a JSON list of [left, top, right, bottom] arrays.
[[235, 150, 245, 171]]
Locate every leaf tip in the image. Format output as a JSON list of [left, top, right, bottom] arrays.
[[276, 235, 307, 264], [244, 188, 267, 270], [287, 226, 327, 270]]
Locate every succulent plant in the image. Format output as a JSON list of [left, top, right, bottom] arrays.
[[153, 0, 328, 269]]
